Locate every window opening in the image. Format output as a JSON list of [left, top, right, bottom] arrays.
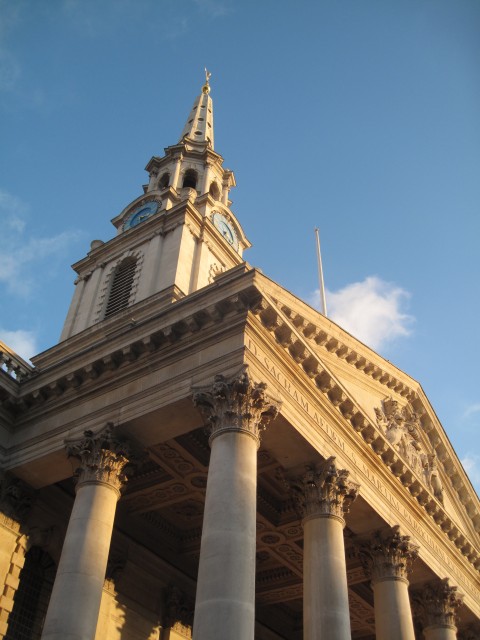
[[159, 173, 170, 189], [182, 169, 197, 189], [5, 547, 56, 640], [104, 257, 137, 318], [209, 182, 220, 200]]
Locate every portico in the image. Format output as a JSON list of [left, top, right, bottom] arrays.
[[0, 77, 479, 640]]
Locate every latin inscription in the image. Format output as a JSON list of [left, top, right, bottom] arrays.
[[247, 338, 480, 602]]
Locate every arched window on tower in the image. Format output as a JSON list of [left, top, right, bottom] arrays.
[[159, 172, 170, 190], [182, 169, 198, 189], [5, 547, 56, 640], [209, 181, 220, 200], [104, 256, 137, 319]]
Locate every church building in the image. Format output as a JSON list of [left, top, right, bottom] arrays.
[[0, 76, 479, 640]]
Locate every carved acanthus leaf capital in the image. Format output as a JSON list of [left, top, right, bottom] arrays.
[[360, 525, 419, 584], [192, 369, 281, 446], [292, 457, 359, 523], [66, 424, 131, 494], [414, 579, 463, 630]]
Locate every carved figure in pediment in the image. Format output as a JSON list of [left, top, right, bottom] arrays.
[[375, 398, 444, 503], [423, 453, 444, 504]]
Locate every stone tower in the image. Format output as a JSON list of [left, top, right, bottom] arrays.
[[61, 74, 250, 340]]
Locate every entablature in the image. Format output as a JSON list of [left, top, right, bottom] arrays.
[[246, 278, 480, 563]]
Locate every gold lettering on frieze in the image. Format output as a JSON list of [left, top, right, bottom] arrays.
[[246, 338, 480, 603]]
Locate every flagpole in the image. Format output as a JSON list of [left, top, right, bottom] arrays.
[[314, 228, 328, 316]]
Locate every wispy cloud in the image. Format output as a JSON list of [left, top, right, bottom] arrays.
[[193, 0, 231, 18], [463, 404, 480, 420], [61, 0, 230, 40], [0, 189, 82, 296], [0, 0, 23, 92], [310, 276, 414, 351], [0, 328, 37, 362], [461, 454, 480, 494]]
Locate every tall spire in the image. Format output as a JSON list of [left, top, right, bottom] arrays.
[[179, 69, 214, 149]]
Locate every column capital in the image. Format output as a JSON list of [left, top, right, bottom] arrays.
[[414, 578, 463, 631], [292, 456, 359, 523], [66, 424, 131, 495], [192, 369, 281, 446], [360, 525, 419, 585]]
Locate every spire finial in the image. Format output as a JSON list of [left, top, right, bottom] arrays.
[[202, 68, 212, 94]]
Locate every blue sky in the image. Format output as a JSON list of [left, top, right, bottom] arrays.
[[1, 0, 479, 490]]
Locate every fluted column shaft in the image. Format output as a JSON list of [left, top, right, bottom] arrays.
[[296, 458, 359, 640], [361, 527, 418, 640], [192, 371, 279, 640], [41, 427, 129, 640]]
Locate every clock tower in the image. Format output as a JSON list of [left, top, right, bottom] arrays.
[[61, 74, 250, 340]]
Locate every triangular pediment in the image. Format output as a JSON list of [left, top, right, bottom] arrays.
[[249, 273, 480, 558]]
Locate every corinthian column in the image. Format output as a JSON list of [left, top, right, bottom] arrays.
[[360, 526, 418, 640], [192, 370, 280, 640], [41, 426, 130, 640], [294, 457, 359, 640], [416, 579, 463, 640]]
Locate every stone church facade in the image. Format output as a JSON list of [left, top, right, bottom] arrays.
[[0, 77, 479, 640]]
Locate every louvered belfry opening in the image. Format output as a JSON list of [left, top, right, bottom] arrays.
[[104, 257, 137, 318]]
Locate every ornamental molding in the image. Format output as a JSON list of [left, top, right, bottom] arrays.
[[413, 578, 463, 630], [208, 262, 225, 284], [251, 289, 480, 564], [0, 471, 34, 523], [359, 525, 419, 584], [164, 584, 193, 632], [192, 368, 281, 446], [66, 424, 131, 494], [2, 278, 479, 570], [374, 397, 444, 503], [290, 457, 359, 523]]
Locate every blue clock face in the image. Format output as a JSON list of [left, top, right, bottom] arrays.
[[123, 201, 159, 230], [212, 212, 238, 251]]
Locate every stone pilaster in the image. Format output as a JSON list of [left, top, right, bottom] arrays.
[[0, 472, 34, 639], [416, 579, 463, 640], [192, 369, 280, 640], [295, 457, 359, 640], [360, 526, 419, 640], [41, 425, 130, 640], [164, 584, 193, 639]]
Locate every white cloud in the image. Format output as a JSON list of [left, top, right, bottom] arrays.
[[0, 189, 82, 296], [463, 403, 480, 420], [310, 276, 414, 351], [0, 328, 37, 362], [461, 454, 480, 493]]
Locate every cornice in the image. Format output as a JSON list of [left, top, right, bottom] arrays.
[[1, 268, 260, 419], [71, 201, 204, 277], [2, 267, 479, 572], [247, 285, 480, 571]]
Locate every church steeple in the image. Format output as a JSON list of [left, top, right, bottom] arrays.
[[60, 75, 250, 342], [178, 70, 214, 149]]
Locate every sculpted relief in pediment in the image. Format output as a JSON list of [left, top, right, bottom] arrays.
[[374, 397, 444, 504]]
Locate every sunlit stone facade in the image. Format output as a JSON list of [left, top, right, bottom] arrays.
[[1, 79, 479, 640]]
